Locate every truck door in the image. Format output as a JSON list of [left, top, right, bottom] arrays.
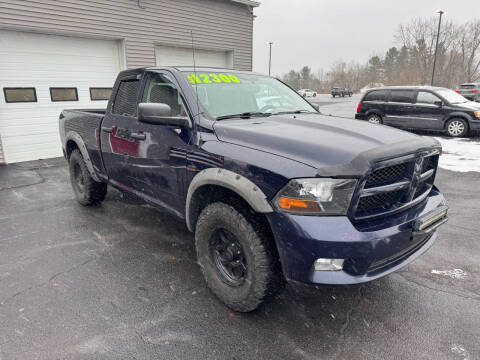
[[100, 71, 142, 190], [120, 71, 193, 216]]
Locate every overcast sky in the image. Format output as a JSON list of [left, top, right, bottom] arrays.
[[252, 0, 480, 76]]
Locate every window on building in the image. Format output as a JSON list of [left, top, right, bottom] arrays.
[[364, 90, 388, 102], [112, 80, 139, 116], [90, 88, 112, 101], [50, 88, 78, 102], [416, 91, 441, 105], [389, 90, 415, 103], [3, 87, 37, 103]]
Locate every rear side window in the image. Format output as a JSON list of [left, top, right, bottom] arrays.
[[364, 90, 388, 102], [390, 90, 415, 103], [113, 79, 139, 116]]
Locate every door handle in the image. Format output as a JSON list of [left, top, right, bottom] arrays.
[[130, 132, 146, 140], [101, 126, 113, 133]]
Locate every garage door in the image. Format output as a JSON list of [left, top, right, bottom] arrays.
[[155, 45, 233, 68], [0, 30, 122, 163]]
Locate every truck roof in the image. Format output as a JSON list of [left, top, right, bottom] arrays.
[[124, 66, 267, 77]]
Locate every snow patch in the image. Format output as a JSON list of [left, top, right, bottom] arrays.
[[451, 344, 470, 360], [431, 268, 467, 279], [434, 137, 480, 172]]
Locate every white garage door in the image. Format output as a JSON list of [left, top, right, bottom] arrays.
[[155, 45, 233, 68], [0, 30, 122, 163]]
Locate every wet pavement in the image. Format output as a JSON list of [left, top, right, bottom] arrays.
[[0, 115, 479, 359]]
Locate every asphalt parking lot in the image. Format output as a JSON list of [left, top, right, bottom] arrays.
[[1, 97, 479, 359]]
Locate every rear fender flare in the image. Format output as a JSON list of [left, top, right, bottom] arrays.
[[185, 168, 274, 231], [65, 131, 101, 182]]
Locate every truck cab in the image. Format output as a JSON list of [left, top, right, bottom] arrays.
[[60, 67, 448, 312]]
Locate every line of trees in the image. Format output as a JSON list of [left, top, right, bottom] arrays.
[[282, 17, 480, 92]]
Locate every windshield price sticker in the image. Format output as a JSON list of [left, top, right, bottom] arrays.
[[187, 73, 241, 84]]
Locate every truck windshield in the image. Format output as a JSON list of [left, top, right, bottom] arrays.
[[182, 71, 316, 119]]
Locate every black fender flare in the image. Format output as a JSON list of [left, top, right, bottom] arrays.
[[185, 168, 274, 232], [64, 131, 101, 182]]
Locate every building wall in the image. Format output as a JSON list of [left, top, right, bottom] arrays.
[[0, 0, 254, 69], [0, 0, 255, 164]]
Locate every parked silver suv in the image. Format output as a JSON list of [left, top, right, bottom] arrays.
[[456, 83, 480, 102]]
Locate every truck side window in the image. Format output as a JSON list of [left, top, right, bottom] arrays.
[[112, 79, 139, 116], [142, 73, 186, 116]]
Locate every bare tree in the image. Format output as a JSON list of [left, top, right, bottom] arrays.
[[457, 20, 480, 82]]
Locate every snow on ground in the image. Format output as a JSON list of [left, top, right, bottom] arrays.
[[434, 137, 480, 173]]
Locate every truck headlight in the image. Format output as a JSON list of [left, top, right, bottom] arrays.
[[273, 178, 357, 215]]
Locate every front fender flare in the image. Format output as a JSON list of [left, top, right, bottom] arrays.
[[185, 168, 274, 231], [65, 131, 101, 182]]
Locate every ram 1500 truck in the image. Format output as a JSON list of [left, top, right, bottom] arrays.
[[59, 67, 448, 312]]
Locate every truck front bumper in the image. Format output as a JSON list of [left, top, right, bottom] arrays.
[[266, 188, 447, 285]]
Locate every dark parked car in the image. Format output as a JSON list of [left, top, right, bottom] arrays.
[[331, 87, 352, 97], [60, 68, 448, 312], [456, 83, 480, 102], [355, 86, 480, 137]]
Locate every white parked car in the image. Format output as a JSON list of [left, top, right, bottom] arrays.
[[298, 89, 317, 97]]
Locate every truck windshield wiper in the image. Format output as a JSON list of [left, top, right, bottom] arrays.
[[215, 112, 273, 120], [274, 110, 315, 115]]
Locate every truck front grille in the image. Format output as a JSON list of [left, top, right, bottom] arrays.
[[352, 152, 439, 220], [365, 163, 408, 187]]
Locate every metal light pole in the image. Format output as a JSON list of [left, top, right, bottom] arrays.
[[431, 9, 445, 86], [268, 42, 273, 76]]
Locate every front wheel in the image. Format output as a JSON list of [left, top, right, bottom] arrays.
[[195, 202, 284, 312], [69, 149, 107, 206], [367, 113, 382, 124], [446, 118, 468, 137]]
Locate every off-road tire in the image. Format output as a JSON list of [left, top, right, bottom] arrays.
[[69, 149, 107, 206], [445, 118, 468, 137], [195, 202, 284, 312]]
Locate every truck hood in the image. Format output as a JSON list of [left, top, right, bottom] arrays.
[[213, 114, 438, 171]]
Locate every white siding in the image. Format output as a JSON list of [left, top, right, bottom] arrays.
[[0, 30, 121, 163], [155, 45, 233, 68]]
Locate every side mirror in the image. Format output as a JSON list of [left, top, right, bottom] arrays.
[[137, 103, 191, 128], [311, 103, 320, 111], [434, 100, 443, 107]]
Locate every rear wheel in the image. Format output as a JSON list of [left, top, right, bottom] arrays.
[[195, 202, 284, 312], [446, 118, 468, 137], [367, 113, 382, 124], [69, 149, 107, 206]]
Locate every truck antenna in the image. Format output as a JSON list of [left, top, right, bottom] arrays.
[[190, 31, 201, 120]]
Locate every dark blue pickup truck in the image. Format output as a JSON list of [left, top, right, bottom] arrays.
[[59, 67, 448, 312]]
